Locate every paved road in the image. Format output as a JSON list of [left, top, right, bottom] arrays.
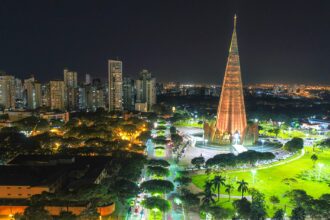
[[129, 123, 185, 220]]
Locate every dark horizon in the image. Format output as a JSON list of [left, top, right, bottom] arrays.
[[1, 0, 330, 84]]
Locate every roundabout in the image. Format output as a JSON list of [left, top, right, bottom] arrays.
[[177, 127, 292, 167]]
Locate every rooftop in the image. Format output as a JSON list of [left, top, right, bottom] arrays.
[[0, 155, 112, 187]]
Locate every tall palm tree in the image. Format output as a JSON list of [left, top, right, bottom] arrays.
[[225, 184, 234, 201], [237, 179, 249, 199], [201, 191, 215, 207], [212, 175, 226, 201], [201, 181, 216, 207], [204, 180, 213, 194]]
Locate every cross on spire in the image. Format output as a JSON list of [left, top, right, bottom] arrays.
[[234, 14, 237, 30]]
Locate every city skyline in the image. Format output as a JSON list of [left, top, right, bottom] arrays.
[[1, 1, 330, 84]]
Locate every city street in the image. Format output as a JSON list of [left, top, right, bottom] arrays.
[[128, 122, 184, 220]]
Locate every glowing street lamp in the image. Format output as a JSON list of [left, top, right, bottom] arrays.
[[251, 169, 257, 184], [206, 213, 212, 220], [318, 163, 324, 180], [261, 139, 265, 152], [174, 198, 185, 220], [172, 106, 176, 113], [233, 132, 240, 145]]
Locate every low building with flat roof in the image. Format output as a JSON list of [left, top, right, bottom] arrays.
[[0, 155, 115, 217]]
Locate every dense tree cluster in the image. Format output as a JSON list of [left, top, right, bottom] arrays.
[[317, 138, 330, 149], [141, 196, 170, 213], [283, 137, 304, 152], [203, 151, 275, 169], [146, 159, 170, 167], [140, 179, 174, 194], [286, 190, 330, 219], [146, 165, 169, 177], [0, 112, 150, 162]]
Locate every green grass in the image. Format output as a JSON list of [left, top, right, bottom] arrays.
[[149, 210, 163, 220], [154, 148, 166, 157], [192, 147, 330, 216], [174, 120, 203, 128]]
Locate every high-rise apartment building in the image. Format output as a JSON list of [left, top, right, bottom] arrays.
[[64, 68, 78, 110], [41, 83, 51, 108], [122, 77, 135, 111], [78, 86, 87, 110], [108, 60, 123, 111], [50, 80, 66, 111], [86, 85, 105, 111], [14, 78, 24, 109], [64, 68, 77, 88], [135, 69, 156, 112], [24, 76, 42, 110], [85, 74, 91, 85], [0, 73, 16, 109]]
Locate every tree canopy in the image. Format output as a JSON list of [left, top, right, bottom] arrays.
[[140, 179, 174, 194], [142, 196, 170, 212], [283, 137, 304, 152]]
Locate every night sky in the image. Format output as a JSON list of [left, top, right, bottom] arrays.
[[0, 0, 330, 84]]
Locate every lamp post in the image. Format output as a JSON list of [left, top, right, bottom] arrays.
[[174, 197, 185, 220], [233, 132, 240, 145], [261, 139, 265, 152], [318, 163, 324, 180], [251, 169, 257, 184], [204, 139, 208, 147]]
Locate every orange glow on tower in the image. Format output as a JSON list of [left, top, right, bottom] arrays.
[[204, 15, 248, 145], [216, 15, 247, 137]]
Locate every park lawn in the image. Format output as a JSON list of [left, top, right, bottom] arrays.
[[149, 210, 163, 220], [192, 148, 330, 216], [154, 148, 166, 157], [174, 120, 203, 128]]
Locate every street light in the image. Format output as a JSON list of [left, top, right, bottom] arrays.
[[318, 163, 324, 180], [174, 198, 185, 220], [251, 169, 257, 184], [204, 139, 208, 147], [261, 139, 265, 152], [233, 132, 240, 145]]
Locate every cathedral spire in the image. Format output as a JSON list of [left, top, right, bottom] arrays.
[[214, 14, 247, 143], [234, 14, 237, 30], [229, 14, 239, 55]]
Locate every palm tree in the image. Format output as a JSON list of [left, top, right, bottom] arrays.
[[225, 184, 234, 201], [237, 179, 249, 199], [204, 180, 213, 194], [201, 180, 215, 207], [201, 191, 215, 207], [212, 175, 226, 201], [311, 154, 318, 168]]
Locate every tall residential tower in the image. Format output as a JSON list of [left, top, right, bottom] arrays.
[[108, 60, 123, 111], [64, 68, 78, 110], [135, 69, 156, 112]]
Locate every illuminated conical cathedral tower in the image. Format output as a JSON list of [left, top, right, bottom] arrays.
[[204, 15, 253, 145]]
